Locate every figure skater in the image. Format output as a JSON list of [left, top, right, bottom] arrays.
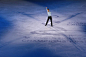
[[45, 7, 53, 27]]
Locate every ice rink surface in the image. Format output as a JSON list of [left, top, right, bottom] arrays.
[[0, 0, 86, 57]]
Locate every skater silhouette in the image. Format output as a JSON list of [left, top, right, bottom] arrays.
[[45, 7, 53, 27]]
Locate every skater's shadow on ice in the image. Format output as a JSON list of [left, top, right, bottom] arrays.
[[18, 12, 39, 21], [30, 29, 66, 36], [30, 30, 59, 35], [55, 12, 83, 23]]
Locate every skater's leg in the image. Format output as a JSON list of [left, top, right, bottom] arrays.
[[45, 17, 49, 26], [50, 16, 53, 26]]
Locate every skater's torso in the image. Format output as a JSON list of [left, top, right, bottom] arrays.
[[47, 12, 51, 16]]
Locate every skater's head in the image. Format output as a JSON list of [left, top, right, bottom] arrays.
[[47, 8, 50, 12]]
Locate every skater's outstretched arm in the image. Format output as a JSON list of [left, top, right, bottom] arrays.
[[46, 7, 48, 13], [46, 7, 47, 10], [46, 7, 51, 16]]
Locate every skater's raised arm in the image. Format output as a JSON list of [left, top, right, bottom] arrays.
[[46, 7, 51, 16], [46, 7, 48, 13], [46, 7, 47, 10]]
